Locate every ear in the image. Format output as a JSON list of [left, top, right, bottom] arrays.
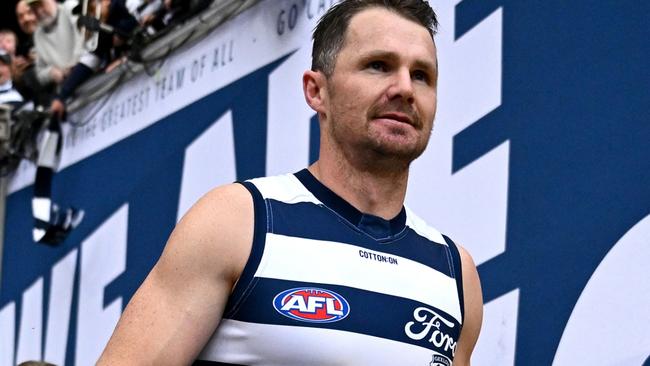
[[303, 70, 328, 116]]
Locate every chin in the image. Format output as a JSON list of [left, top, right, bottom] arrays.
[[41, 16, 56, 27], [370, 141, 427, 164]]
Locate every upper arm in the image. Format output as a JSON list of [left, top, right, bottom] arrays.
[[97, 183, 254, 365], [453, 245, 483, 366]]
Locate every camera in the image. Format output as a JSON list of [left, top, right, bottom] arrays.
[[0, 104, 47, 177]]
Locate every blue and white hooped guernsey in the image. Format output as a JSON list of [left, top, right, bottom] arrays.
[[195, 170, 465, 366]]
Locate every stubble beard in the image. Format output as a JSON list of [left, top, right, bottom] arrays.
[[328, 111, 431, 175]]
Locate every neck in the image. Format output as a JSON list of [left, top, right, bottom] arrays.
[[309, 146, 409, 220]]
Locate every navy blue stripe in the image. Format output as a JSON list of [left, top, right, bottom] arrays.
[[267, 199, 456, 279], [223, 181, 267, 317], [34, 167, 53, 197], [225, 278, 461, 360], [294, 169, 407, 239], [443, 234, 465, 325]]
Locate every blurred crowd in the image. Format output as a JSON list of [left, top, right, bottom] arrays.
[[1, 0, 213, 117]]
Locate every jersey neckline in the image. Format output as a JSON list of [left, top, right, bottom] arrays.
[[294, 169, 407, 240]]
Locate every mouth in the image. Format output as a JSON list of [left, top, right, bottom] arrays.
[[375, 112, 413, 125]]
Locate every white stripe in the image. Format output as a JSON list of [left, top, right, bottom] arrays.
[[256, 234, 462, 322], [32, 197, 51, 221], [248, 174, 321, 205], [405, 206, 447, 245], [199, 319, 446, 366], [0, 89, 23, 104], [32, 228, 46, 242], [37, 130, 60, 168]]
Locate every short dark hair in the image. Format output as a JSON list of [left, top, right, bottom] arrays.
[[0, 29, 16, 38], [311, 0, 438, 76]]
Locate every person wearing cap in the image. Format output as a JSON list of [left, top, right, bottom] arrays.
[[27, 0, 83, 85], [0, 50, 25, 107]]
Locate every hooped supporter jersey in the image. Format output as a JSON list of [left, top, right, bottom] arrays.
[[195, 170, 465, 366]]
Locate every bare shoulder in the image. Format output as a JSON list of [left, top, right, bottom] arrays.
[[97, 183, 254, 365], [165, 182, 254, 282], [453, 244, 483, 366]]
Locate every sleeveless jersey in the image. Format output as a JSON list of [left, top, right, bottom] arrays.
[[195, 170, 465, 366]]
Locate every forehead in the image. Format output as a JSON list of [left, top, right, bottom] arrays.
[[0, 33, 16, 41], [17, 1, 28, 11], [27, 1, 45, 8], [342, 7, 436, 62]]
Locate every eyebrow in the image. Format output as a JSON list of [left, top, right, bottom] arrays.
[[359, 50, 438, 74]]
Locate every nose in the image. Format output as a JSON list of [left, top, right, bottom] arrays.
[[386, 68, 414, 104]]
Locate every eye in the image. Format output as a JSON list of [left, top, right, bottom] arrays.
[[412, 70, 429, 83], [368, 61, 387, 72]]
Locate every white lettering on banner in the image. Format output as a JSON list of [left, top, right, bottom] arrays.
[[0, 303, 16, 366], [552, 215, 650, 365], [472, 289, 519, 365], [0, 208, 127, 366], [0, 252, 77, 366], [407, 3, 516, 364], [266, 46, 313, 175], [176, 111, 237, 221], [16, 278, 43, 364], [75, 205, 129, 365], [405, 307, 457, 356], [44, 249, 78, 365]]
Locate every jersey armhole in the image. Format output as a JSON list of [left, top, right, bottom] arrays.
[[442, 234, 465, 325], [222, 181, 267, 318]]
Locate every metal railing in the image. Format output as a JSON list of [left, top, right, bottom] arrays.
[[68, 0, 260, 114]]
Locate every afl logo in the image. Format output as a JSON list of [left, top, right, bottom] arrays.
[[273, 287, 350, 323]]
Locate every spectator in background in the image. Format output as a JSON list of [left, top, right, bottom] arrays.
[[15, 0, 38, 56], [0, 30, 18, 56], [0, 50, 24, 107], [51, 0, 138, 117], [3, 19, 51, 107], [27, 0, 83, 86]]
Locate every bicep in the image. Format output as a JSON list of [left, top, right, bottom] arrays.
[[98, 184, 253, 365], [453, 246, 483, 366]]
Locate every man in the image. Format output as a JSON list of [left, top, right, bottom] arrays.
[[0, 50, 24, 107], [27, 0, 83, 85], [99, 1, 483, 365]]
